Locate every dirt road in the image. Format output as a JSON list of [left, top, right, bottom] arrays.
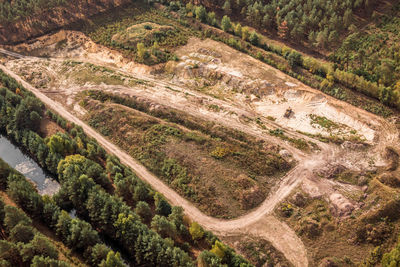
[[1, 46, 398, 266], [0, 63, 311, 266]]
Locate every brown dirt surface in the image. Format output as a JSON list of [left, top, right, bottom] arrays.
[[83, 101, 287, 218], [2, 30, 400, 267], [39, 116, 65, 137]]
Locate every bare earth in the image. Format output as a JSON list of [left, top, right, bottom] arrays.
[[1, 36, 399, 266]]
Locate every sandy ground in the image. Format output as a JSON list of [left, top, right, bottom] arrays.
[[1, 32, 399, 267]]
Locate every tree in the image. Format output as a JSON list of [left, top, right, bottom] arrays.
[[221, 15, 232, 32], [4, 205, 32, 233], [263, 14, 273, 28], [134, 181, 150, 202], [241, 26, 250, 40], [14, 96, 43, 130], [197, 250, 222, 267], [316, 29, 328, 48], [151, 215, 176, 238], [195, 6, 207, 22], [67, 219, 100, 252], [9, 223, 35, 244], [288, 51, 303, 68], [210, 240, 226, 259], [46, 133, 74, 155], [278, 21, 289, 39], [7, 174, 44, 217], [207, 12, 217, 26], [99, 251, 125, 267], [379, 86, 394, 105], [42, 197, 61, 229], [249, 31, 259, 45], [154, 192, 172, 216], [343, 8, 352, 27], [90, 244, 112, 266], [21, 234, 59, 263], [137, 43, 147, 61], [135, 201, 152, 223], [234, 23, 242, 37], [189, 222, 204, 241], [223, 0, 231, 15], [378, 60, 396, 86], [0, 199, 5, 226], [168, 206, 184, 228], [0, 240, 21, 266], [55, 211, 72, 243], [151, 41, 159, 55], [31, 256, 69, 267], [29, 111, 41, 130]]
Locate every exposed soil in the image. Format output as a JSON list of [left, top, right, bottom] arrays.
[[1, 29, 399, 267], [39, 117, 65, 138]]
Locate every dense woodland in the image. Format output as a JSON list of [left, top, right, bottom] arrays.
[[0, 70, 252, 266], [2, 0, 400, 112], [155, 0, 379, 48], [0, 0, 66, 23], [144, 0, 400, 113]]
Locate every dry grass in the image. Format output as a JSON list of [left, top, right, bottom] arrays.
[[111, 22, 173, 47], [277, 177, 400, 266], [83, 97, 290, 218], [39, 116, 65, 137]]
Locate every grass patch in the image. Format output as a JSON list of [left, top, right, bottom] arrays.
[[309, 114, 339, 131], [269, 129, 310, 151], [77, 2, 200, 65], [82, 91, 292, 218]]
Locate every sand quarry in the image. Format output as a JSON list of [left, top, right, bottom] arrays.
[[2, 30, 399, 267]]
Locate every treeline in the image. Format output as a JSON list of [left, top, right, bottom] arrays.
[[0, 159, 124, 266], [0, 0, 66, 23], [147, 0, 397, 115], [332, 3, 400, 109], [0, 69, 252, 266], [0, 197, 69, 266], [154, 0, 378, 48]]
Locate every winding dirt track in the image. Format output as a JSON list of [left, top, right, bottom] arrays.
[[1, 48, 398, 267], [0, 62, 310, 266]]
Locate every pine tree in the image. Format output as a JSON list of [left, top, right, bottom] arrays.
[[221, 15, 232, 32]]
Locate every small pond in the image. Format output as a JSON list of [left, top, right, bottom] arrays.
[[0, 135, 60, 195]]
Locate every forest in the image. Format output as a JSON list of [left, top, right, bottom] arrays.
[[154, 0, 379, 48], [3, 0, 400, 112], [0, 70, 252, 266], [0, 0, 66, 23], [143, 0, 400, 114]]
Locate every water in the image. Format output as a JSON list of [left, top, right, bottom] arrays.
[[0, 135, 60, 195]]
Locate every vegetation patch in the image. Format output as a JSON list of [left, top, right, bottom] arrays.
[[269, 128, 310, 151], [0, 69, 252, 266], [225, 235, 293, 267], [82, 90, 292, 218], [79, 2, 200, 65], [309, 114, 339, 131], [111, 22, 173, 47], [277, 172, 400, 266]]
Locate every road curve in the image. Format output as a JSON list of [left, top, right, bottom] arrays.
[[0, 63, 310, 266], [2, 42, 399, 266]]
